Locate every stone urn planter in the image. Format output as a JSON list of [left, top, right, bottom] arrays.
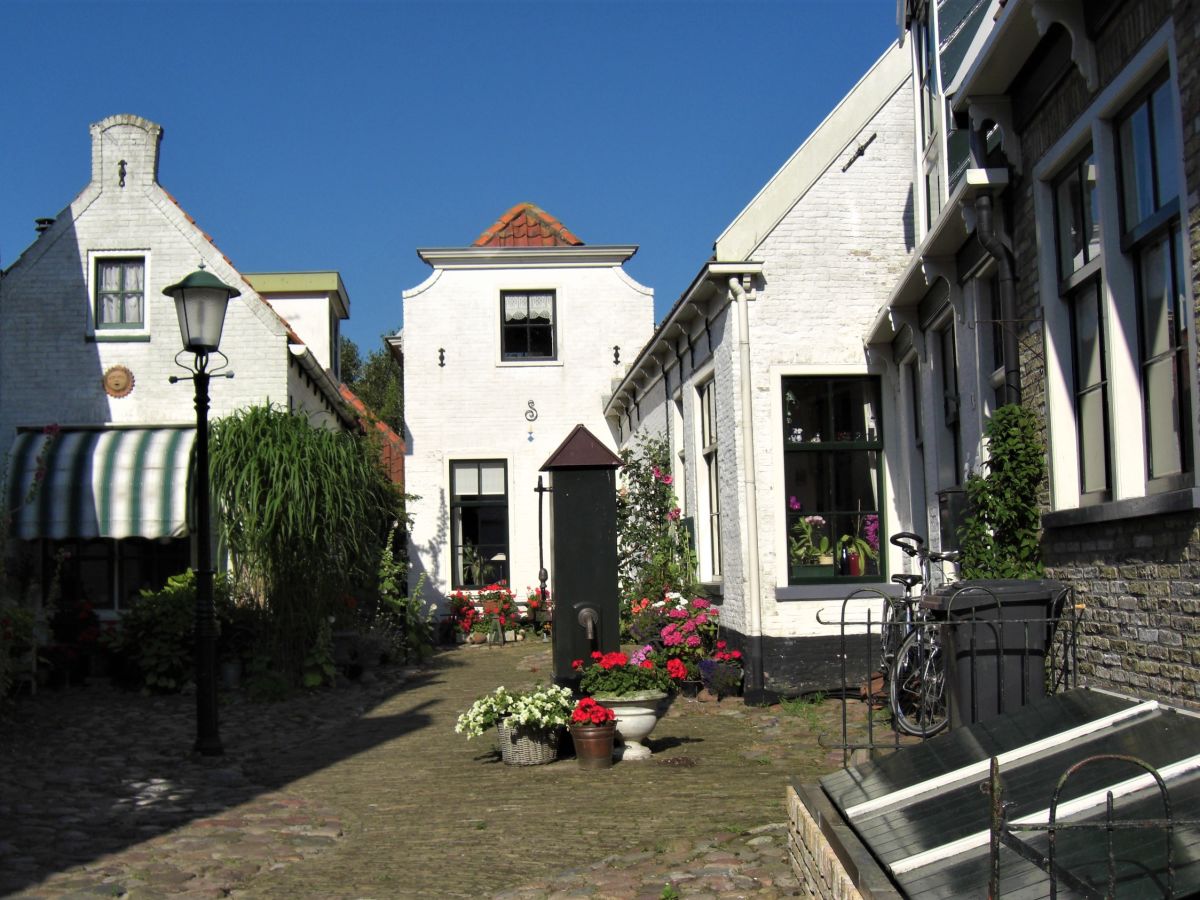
[[594, 691, 669, 760]]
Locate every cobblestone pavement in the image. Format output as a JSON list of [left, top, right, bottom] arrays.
[[0, 642, 886, 898]]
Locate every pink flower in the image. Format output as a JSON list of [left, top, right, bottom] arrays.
[[668, 609, 688, 619], [788, 495, 801, 511], [661, 474, 673, 485], [662, 631, 683, 647], [667, 508, 681, 522], [681, 621, 696, 633], [691, 598, 710, 608], [717, 640, 727, 650], [694, 614, 709, 625], [685, 635, 702, 648]]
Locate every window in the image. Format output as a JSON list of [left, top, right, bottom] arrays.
[[1054, 148, 1110, 501], [450, 460, 509, 588], [1118, 75, 1191, 487], [935, 322, 961, 486], [698, 380, 721, 580], [50, 537, 189, 614], [978, 272, 1007, 414], [95, 258, 145, 328], [783, 377, 883, 583], [501, 291, 555, 360]]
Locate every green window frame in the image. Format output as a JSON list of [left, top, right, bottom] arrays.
[[783, 376, 884, 584], [95, 258, 145, 328]]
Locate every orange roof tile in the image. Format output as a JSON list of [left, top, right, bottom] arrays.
[[473, 202, 584, 248], [339, 384, 406, 489]]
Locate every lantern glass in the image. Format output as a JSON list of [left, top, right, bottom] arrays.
[[174, 287, 230, 353]]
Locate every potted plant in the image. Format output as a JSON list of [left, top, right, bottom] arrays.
[[455, 683, 574, 766], [569, 697, 617, 769], [573, 650, 673, 760], [699, 641, 744, 699], [837, 513, 879, 577], [789, 507, 835, 578]]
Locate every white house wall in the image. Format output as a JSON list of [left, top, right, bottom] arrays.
[[0, 116, 294, 445], [404, 260, 653, 609]]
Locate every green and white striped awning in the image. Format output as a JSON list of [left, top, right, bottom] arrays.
[[7, 428, 196, 540]]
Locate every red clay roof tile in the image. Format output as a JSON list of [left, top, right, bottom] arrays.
[[473, 202, 584, 247]]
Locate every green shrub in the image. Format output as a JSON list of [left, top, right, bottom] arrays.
[[959, 405, 1045, 580]]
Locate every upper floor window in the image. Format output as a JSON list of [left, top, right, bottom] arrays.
[[1117, 74, 1191, 486], [501, 291, 555, 360], [783, 376, 883, 584], [96, 258, 144, 328]]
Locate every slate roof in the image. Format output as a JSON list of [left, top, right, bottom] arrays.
[[473, 202, 584, 248]]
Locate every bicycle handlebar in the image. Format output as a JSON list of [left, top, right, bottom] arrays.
[[889, 531, 924, 557]]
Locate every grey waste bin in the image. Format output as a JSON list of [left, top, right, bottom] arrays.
[[923, 579, 1066, 729]]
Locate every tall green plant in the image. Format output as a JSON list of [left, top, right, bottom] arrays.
[[209, 404, 400, 683], [616, 432, 698, 604], [958, 404, 1046, 579]]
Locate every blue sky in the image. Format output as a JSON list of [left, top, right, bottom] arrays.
[[2, 1, 900, 354]]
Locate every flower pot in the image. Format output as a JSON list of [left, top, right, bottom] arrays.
[[468, 632, 487, 644], [594, 691, 669, 760], [495, 720, 559, 766], [570, 723, 616, 769]]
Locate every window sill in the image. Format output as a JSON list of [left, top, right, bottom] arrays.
[[496, 358, 562, 368], [699, 580, 723, 603], [776, 582, 901, 602], [1043, 487, 1200, 529], [88, 332, 151, 343]]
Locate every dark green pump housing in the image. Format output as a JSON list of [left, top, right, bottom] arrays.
[[540, 424, 623, 685]]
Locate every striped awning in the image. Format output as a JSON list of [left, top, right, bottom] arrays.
[[7, 428, 196, 540]]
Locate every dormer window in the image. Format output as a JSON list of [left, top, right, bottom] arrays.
[[501, 290, 555, 360]]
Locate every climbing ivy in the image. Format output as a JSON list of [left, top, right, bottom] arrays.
[[958, 404, 1046, 580]]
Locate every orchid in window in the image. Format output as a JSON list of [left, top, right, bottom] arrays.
[[789, 510, 832, 565]]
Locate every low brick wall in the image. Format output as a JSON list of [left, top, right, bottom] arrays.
[[787, 782, 903, 900]]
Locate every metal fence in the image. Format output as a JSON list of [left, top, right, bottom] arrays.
[[818, 584, 1083, 766]]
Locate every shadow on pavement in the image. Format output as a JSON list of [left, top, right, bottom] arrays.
[[0, 649, 462, 895]]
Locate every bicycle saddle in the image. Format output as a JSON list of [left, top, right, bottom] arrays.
[[891, 574, 923, 590]]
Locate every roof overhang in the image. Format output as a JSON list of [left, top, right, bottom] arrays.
[[866, 168, 1009, 344], [604, 260, 763, 417], [416, 245, 638, 269]]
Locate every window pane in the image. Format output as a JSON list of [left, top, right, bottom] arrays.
[[1120, 102, 1155, 228], [1056, 164, 1086, 275], [527, 324, 553, 358], [1083, 158, 1101, 262], [1139, 235, 1172, 360], [1078, 389, 1108, 494], [1073, 283, 1104, 388], [503, 295, 528, 322], [452, 462, 479, 498], [783, 378, 879, 444], [528, 294, 553, 322], [1151, 82, 1179, 208], [1145, 357, 1183, 478], [99, 262, 122, 292], [479, 461, 506, 496]]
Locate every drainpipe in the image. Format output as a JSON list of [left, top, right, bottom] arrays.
[[729, 274, 766, 705], [971, 126, 1020, 406]]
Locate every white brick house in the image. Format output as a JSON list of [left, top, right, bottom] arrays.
[[402, 203, 653, 610], [0, 114, 355, 615], [606, 43, 914, 699]]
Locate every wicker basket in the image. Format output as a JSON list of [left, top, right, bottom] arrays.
[[495, 720, 559, 766]]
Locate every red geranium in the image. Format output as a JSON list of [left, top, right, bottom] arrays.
[[666, 658, 688, 680], [571, 697, 616, 726]]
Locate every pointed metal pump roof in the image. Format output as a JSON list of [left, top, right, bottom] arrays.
[[541, 424, 623, 471]]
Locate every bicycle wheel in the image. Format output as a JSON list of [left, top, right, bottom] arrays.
[[879, 599, 906, 671], [889, 624, 949, 737]]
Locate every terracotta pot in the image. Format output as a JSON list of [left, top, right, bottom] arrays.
[[570, 723, 616, 769]]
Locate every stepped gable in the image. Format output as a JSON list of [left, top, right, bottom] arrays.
[[473, 202, 584, 247]]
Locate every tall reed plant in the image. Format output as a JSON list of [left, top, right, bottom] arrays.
[[209, 404, 400, 683]]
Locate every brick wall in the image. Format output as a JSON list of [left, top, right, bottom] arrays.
[[1006, 0, 1200, 707]]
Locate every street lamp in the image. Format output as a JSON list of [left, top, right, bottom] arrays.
[[163, 264, 239, 756]]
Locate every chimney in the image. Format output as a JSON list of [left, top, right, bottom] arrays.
[[89, 114, 163, 191], [34, 218, 55, 234]]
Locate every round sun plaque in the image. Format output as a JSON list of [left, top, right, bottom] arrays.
[[102, 365, 135, 399]]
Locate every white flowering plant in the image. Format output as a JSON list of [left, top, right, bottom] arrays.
[[454, 683, 575, 739]]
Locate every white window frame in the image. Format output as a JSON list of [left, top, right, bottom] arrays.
[[87, 250, 151, 341], [694, 372, 721, 584], [1035, 27, 1197, 513]]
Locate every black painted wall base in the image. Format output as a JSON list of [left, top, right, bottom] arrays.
[[723, 629, 874, 700]]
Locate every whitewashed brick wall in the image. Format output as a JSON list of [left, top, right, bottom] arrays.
[[404, 261, 653, 609], [0, 115, 333, 452]]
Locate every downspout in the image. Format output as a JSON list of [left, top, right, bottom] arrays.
[[729, 274, 766, 704], [971, 126, 1021, 406]]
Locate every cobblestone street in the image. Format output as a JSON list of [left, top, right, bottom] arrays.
[[0, 642, 865, 898]]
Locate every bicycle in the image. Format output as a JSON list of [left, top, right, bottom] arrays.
[[882, 531, 958, 737]]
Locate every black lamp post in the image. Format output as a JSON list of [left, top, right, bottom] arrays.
[[163, 265, 239, 756]]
